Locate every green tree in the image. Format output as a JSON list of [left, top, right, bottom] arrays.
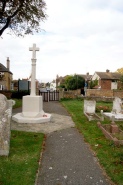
[[120, 75, 123, 83], [119, 75, 123, 89], [89, 78, 98, 89], [0, 0, 47, 37], [64, 75, 85, 90], [46, 82, 50, 87], [64, 75, 73, 90], [58, 83, 66, 89], [116, 68, 123, 74]]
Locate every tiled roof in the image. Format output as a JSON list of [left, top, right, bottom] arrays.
[[0, 63, 13, 74], [79, 74, 92, 80], [95, 72, 121, 80]]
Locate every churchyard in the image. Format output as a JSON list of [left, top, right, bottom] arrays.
[[61, 98, 123, 185], [83, 97, 123, 145], [0, 97, 123, 184]]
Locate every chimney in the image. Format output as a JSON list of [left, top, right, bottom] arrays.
[[7, 57, 10, 70], [106, 69, 110, 73]]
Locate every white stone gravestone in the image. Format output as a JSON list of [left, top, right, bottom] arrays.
[[103, 97, 123, 121], [12, 43, 51, 123], [112, 97, 122, 114], [84, 99, 102, 121], [84, 100, 96, 114]]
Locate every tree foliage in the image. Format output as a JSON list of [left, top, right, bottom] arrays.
[[120, 75, 123, 83], [64, 75, 85, 90], [89, 78, 98, 89], [0, 0, 47, 37], [119, 75, 123, 89], [64, 75, 73, 89], [116, 68, 123, 74]]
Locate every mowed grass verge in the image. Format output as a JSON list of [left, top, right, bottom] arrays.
[[13, 98, 22, 109], [0, 131, 44, 185], [60, 98, 123, 185]]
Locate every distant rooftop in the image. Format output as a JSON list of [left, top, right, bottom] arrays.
[[95, 71, 121, 80], [0, 63, 13, 74]]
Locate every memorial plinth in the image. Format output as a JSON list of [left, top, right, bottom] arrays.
[[22, 96, 44, 117]]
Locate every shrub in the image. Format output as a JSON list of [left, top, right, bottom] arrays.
[[0, 90, 12, 99], [96, 105, 111, 112], [11, 90, 30, 99]]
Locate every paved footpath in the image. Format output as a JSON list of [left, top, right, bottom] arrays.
[[12, 102, 113, 185], [35, 102, 113, 185], [36, 128, 112, 185]]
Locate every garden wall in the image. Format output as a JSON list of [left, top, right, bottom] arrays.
[[59, 89, 81, 99], [113, 90, 123, 98], [86, 89, 123, 98]]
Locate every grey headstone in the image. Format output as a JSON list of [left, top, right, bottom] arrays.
[[84, 100, 96, 114], [112, 97, 122, 114], [0, 94, 15, 156]]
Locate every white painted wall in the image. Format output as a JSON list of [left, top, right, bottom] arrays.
[[111, 82, 117, 89], [91, 73, 100, 81]]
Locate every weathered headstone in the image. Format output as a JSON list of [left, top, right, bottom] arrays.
[[84, 100, 102, 121], [84, 100, 96, 114], [103, 97, 123, 121], [0, 94, 15, 156], [112, 97, 122, 114]]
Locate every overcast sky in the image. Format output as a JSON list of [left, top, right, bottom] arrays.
[[0, 0, 123, 82]]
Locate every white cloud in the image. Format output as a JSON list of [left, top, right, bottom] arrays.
[[0, 0, 123, 82]]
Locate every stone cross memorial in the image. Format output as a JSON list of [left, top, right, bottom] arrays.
[[29, 43, 39, 96], [12, 43, 51, 124]]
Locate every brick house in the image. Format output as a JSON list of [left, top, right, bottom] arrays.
[[0, 57, 13, 90], [91, 69, 122, 90]]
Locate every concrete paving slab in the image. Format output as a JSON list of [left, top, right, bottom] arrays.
[[11, 113, 75, 134]]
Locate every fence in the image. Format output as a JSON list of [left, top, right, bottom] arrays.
[[39, 91, 59, 102]]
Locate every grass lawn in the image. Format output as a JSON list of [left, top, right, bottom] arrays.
[[60, 98, 123, 185], [0, 131, 44, 185], [13, 99, 22, 109]]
